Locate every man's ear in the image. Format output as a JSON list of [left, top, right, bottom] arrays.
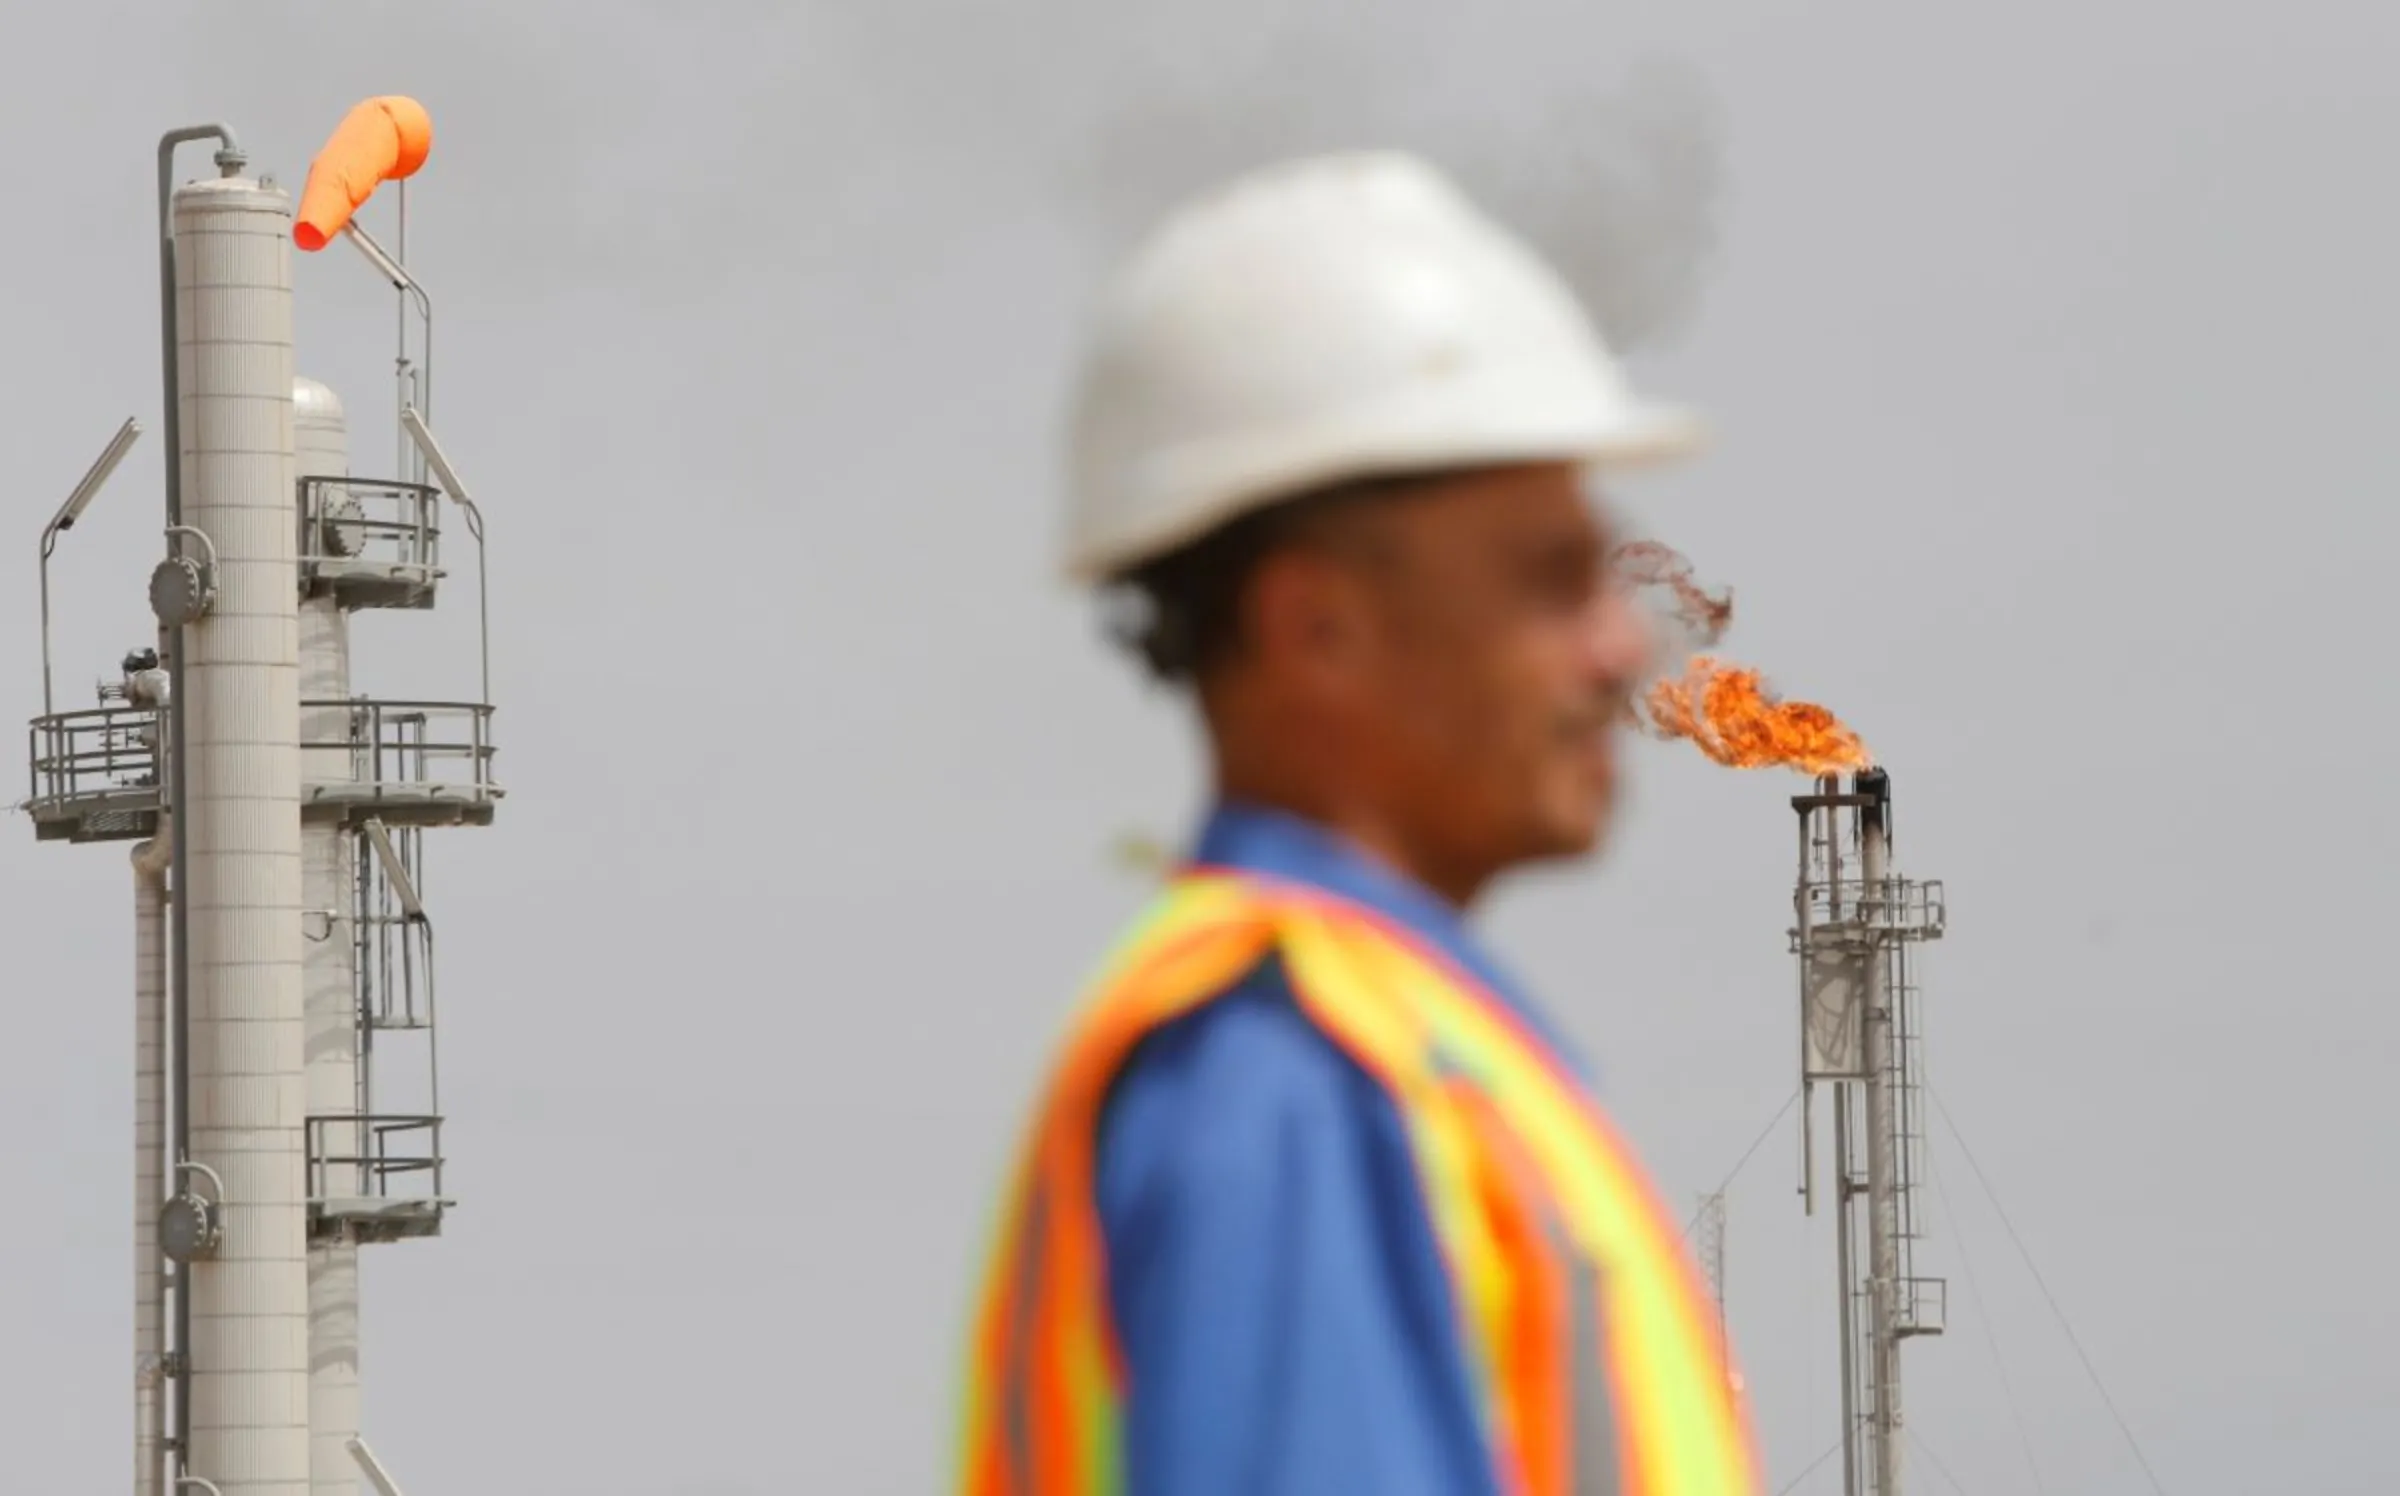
[[1246, 547, 1374, 688]]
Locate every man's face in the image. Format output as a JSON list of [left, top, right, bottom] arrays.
[[1300, 462, 1656, 887]]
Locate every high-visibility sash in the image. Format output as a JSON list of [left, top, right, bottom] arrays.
[[957, 872, 1760, 1496]]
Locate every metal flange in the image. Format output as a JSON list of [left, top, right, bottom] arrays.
[[147, 556, 213, 627], [157, 1191, 220, 1264]]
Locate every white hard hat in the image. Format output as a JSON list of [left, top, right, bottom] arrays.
[[1063, 150, 1702, 583]]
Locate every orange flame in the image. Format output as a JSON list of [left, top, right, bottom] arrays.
[[1643, 655, 1871, 774], [1611, 539, 1872, 775]]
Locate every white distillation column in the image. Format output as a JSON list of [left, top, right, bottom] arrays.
[[176, 172, 308, 1495], [295, 376, 360, 1496], [134, 826, 172, 1496]]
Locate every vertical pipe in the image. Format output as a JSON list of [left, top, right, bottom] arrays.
[[295, 377, 360, 1496], [1795, 800, 1817, 1217], [134, 828, 173, 1496], [176, 171, 308, 1496], [1832, 1087, 1860, 1496], [40, 539, 55, 718], [1859, 779, 1901, 1496]]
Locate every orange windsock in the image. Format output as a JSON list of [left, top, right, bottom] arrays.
[[293, 96, 434, 251]]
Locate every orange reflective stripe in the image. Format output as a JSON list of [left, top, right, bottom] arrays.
[[1450, 1077, 1572, 1496], [955, 874, 1761, 1495]]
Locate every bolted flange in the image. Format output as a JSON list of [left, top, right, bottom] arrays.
[[147, 555, 214, 627], [318, 489, 367, 557], [157, 1191, 221, 1264]]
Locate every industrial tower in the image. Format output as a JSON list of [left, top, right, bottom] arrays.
[[23, 105, 499, 1496], [1790, 769, 1945, 1496]]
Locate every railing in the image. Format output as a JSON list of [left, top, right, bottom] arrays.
[[25, 698, 499, 837], [305, 1112, 444, 1207], [359, 822, 438, 1033], [1894, 1273, 1948, 1336], [298, 476, 443, 605], [1794, 873, 1947, 942], [299, 698, 499, 807], [23, 706, 162, 837]]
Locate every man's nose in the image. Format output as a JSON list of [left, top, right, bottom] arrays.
[[1588, 589, 1657, 686]]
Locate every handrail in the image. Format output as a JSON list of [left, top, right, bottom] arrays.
[[296, 475, 443, 592], [26, 699, 498, 819], [305, 1113, 444, 1203]]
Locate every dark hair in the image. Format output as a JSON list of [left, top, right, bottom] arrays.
[[1102, 472, 1432, 685]]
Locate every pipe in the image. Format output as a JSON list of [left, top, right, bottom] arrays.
[[338, 219, 435, 482], [1859, 775, 1902, 1496], [154, 124, 244, 1475], [400, 407, 491, 709], [134, 826, 172, 1496], [155, 124, 245, 535]]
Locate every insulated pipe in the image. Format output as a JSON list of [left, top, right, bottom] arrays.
[[295, 377, 360, 1496], [134, 827, 173, 1496], [174, 169, 307, 1496], [156, 123, 246, 1476]]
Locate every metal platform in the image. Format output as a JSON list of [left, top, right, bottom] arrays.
[[299, 475, 444, 610], [298, 698, 502, 829], [20, 707, 163, 842], [23, 697, 501, 842], [306, 1113, 449, 1245]]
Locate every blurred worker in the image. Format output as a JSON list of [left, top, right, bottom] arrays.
[[956, 152, 1759, 1495]]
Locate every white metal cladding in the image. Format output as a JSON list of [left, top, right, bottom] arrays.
[[294, 375, 360, 1496], [175, 174, 308, 1496], [134, 832, 171, 1496]]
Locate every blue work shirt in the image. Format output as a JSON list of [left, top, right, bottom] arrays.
[[1093, 800, 1596, 1495]]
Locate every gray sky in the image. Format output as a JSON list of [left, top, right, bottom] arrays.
[[2, 0, 2394, 1491]]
